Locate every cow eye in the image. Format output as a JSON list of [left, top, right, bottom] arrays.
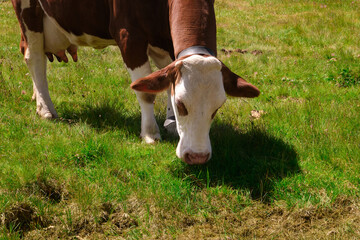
[[176, 101, 188, 116], [211, 109, 218, 120]]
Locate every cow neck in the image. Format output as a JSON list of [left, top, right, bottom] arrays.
[[168, 0, 217, 58], [177, 46, 215, 59]]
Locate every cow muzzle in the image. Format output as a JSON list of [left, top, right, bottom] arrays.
[[183, 152, 210, 165]]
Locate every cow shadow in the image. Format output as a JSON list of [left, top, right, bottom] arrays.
[[170, 122, 301, 201], [57, 101, 142, 134], [57, 100, 178, 142], [56, 101, 179, 144], [58, 101, 300, 201]]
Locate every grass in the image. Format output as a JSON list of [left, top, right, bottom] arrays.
[[1, 0, 360, 239]]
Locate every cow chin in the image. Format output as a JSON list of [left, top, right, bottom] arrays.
[[176, 135, 212, 165]]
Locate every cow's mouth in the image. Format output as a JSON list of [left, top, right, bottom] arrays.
[[183, 152, 210, 165]]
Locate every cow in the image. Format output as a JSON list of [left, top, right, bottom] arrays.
[[11, 0, 260, 164]]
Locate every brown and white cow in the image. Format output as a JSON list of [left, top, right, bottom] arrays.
[[11, 0, 260, 164]]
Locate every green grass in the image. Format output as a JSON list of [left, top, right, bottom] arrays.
[[1, 0, 360, 239]]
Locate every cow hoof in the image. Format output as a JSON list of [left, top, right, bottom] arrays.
[[37, 110, 58, 119], [31, 92, 36, 101], [142, 133, 161, 144], [164, 117, 178, 136], [165, 122, 177, 135]]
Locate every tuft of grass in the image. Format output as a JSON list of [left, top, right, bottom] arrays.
[[70, 140, 108, 168], [328, 67, 360, 87]]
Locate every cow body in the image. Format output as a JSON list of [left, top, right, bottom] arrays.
[[12, 0, 260, 164]]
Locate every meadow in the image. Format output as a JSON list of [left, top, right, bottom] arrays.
[[1, 0, 360, 239]]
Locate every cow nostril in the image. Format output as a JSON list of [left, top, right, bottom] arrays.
[[184, 153, 192, 165], [184, 152, 210, 165]]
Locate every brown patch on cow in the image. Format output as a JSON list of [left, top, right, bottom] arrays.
[[21, 0, 44, 33], [11, 0, 44, 58], [131, 70, 171, 93], [176, 100, 188, 116], [39, 0, 112, 39], [131, 60, 182, 94], [117, 29, 149, 70], [169, 0, 217, 57]]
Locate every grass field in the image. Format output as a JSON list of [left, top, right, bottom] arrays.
[[1, 0, 360, 239]]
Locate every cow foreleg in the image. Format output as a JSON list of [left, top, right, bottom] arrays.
[[25, 30, 57, 119], [128, 61, 160, 144], [164, 88, 177, 134], [147, 45, 177, 135]]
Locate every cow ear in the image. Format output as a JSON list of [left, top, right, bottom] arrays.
[[221, 63, 260, 98], [131, 61, 180, 93]]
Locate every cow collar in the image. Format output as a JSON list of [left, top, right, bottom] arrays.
[[177, 46, 216, 59]]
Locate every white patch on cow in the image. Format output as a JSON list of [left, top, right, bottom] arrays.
[[147, 45, 172, 69], [172, 55, 226, 163], [43, 15, 71, 53], [147, 45, 177, 134], [127, 62, 160, 144], [23, 27, 57, 119]]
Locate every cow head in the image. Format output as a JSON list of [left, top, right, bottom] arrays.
[[131, 55, 259, 164]]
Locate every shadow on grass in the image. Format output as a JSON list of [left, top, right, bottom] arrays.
[[57, 100, 179, 143], [58, 101, 300, 201], [172, 123, 301, 201], [57, 101, 142, 135]]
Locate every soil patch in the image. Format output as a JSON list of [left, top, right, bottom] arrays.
[[111, 212, 138, 231], [221, 48, 264, 56], [36, 176, 66, 203], [3, 203, 47, 234]]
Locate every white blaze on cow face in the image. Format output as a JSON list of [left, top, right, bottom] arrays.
[[172, 55, 226, 164]]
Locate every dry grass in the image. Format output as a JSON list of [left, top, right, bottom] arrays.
[[2, 194, 358, 239]]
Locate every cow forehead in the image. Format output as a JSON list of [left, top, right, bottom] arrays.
[[179, 55, 222, 72], [176, 55, 224, 92], [174, 55, 226, 108]]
